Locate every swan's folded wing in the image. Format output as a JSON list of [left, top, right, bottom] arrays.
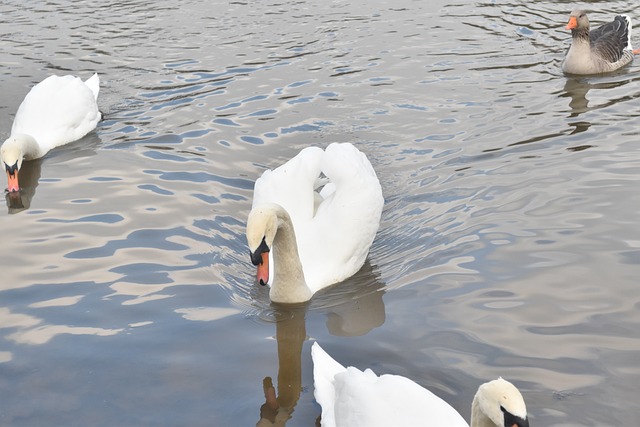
[[301, 143, 384, 290], [334, 368, 469, 427], [11, 75, 101, 151], [252, 145, 324, 225]]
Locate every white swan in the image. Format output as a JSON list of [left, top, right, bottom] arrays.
[[246, 142, 383, 304], [311, 342, 529, 427], [1, 73, 101, 192]]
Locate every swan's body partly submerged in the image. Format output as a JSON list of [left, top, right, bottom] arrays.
[[311, 342, 529, 427], [1, 73, 101, 192], [246, 142, 383, 304], [562, 9, 640, 74]]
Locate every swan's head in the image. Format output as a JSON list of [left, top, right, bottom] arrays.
[[566, 9, 588, 31], [246, 204, 278, 286], [473, 378, 529, 427], [1, 137, 25, 192]]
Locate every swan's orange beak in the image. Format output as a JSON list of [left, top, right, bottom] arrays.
[[257, 252, 269, 286], [5, 165, 19, 193], [566, 16, 578, 30]]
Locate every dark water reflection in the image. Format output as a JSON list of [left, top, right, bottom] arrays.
[[5, 158, 41, 214], [1, 0, 640, 426]]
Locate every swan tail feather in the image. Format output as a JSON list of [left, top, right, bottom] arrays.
[[84, 73, 100, 100]]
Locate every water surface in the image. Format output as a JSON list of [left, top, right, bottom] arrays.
[[1, 1, 639, 426]]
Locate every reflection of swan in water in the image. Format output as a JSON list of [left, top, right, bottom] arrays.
[[255, 265, 386, 426], [5, 157, 41, 214], [311, 260, 386, 337], [248, 251, 388, 336], [256, 306, 307, 427]]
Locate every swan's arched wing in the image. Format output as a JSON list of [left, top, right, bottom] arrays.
[[300, 143, 384, 291], [252, 145, 324, 226]]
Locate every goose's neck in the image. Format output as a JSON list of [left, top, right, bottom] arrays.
[[563, 29, 593, 71], [270, 207, 313, 303], [470, 395, 496, 427], [570, 28, 591, 51]]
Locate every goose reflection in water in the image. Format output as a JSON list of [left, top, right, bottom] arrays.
[[561, 78, 592, 119], [561, 76, 632, 136], [256, 265, 386, 426]]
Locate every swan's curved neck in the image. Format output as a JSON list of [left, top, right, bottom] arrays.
[[270, 206, 313, 303], [470, 395, 495, 427], [6, 134, 41, 160]]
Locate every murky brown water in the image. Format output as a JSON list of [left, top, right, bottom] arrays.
[[1, 0, 639, 426]]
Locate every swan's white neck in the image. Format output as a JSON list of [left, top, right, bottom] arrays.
[[471, 397, 496, 427], [3, 134, 42, 161], [269, 205, 313, 304], [470, 396, 495, 427]]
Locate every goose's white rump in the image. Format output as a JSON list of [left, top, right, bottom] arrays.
[[1, 73, 101, 192], [246, 142, 383, 304], [311, 342, 529, 427]]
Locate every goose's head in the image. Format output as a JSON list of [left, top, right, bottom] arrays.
[[1, 137, 25, 193], [472, 378, 529, 427], [566, 9, 588, 31], [246, 204, 279, 286]]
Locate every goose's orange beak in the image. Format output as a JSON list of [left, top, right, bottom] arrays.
[[257, 252, 269, 285], [5, 166, 19, 193], [566, 16, 578, 30]]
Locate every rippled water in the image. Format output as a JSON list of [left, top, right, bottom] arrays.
[[1, 0, 639, 425]]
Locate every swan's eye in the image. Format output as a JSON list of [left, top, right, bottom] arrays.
[[5, 162, 18, 175], [500, 406, 529, 427], [250, 236, 270, 266]]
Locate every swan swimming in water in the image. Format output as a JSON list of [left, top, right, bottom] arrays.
[[311, 342, 530, 427], [246, 142, 384, 304], [1, 73, 101, 192]]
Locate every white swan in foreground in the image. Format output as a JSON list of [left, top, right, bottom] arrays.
[[246, 142, 383, 304], [562, 9, 640, 74], [311, 342, 530, 427], [1, 73, 101, 192]]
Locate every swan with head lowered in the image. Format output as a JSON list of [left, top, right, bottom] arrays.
[[246, 142, 383, 304], [1, 73, 101, 192], [311, 342, 530, 427]]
